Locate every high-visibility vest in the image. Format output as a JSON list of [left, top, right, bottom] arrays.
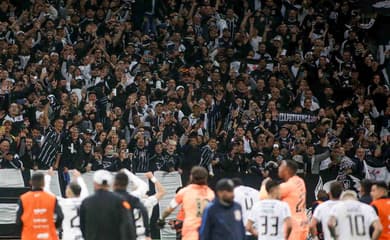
[[20, 191, 58, 240]]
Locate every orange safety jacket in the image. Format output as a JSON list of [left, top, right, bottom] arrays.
[[19, 190, 60, 240]]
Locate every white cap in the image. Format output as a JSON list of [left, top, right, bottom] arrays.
[[273, 143, 279, 149], [93, 170, 113, 186]]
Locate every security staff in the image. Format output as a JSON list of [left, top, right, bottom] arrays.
[[113, 172, 151, 240], [80, 170, 137, 240], [15, 172, 64, 240], [199, 178, 245, 240]]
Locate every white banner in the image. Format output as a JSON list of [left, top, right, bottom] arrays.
[[364, 162, 390, 182], [81, 171, 149, 195], [155, 171, 182, 240], [30, 170, 62, 196], [0, 169, 24, 187], [0, 203, 18, 224]]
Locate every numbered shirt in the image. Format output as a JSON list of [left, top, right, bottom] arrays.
[[280, 175, 307, 222], [58, 198, 83, 240], [329, 200, 379, 240], [172, 184, 215, 236], [248, 199, 291, 240], [312, 200, 339, 240], [234, 186, 259, 228]]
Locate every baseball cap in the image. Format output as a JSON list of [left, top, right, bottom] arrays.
[[273, 35, 282, 42], [273, 143, 280, 149], [93, 170, 113, 186], [216, 179, 235, 192], [255, 152, 264, 157], [176, 85, 185, 91]]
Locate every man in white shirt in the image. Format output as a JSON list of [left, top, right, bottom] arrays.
[[233, 178, 259, 240], [121, 169, 165, 239], [328, 190, 383, 240], [309, 182, 343, 240], [246, 180, 292, 240], [45, 168, 88, 240]]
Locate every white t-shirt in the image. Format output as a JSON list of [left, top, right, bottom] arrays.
[[312, 200, 339, 240], [135, 195, 159, 240], [44, 175, 88, 240], [59, 198, 84, 240], [234, 185, 259, 234], [329, 200, 379, 240], [248, 199, 291, 240]]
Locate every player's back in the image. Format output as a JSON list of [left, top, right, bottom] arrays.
[[249, 199, 291, 240], [59, 197, 83, 240], [234, 186, 259, 224], [312, 200, 338, 240], [177, 184, 215, 234], [280, 175, 307, 221], [371, 198, 390, 240], [330, 200, 379, 240]]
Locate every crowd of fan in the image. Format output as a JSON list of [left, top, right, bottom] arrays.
[[0, 0, 389, 201]]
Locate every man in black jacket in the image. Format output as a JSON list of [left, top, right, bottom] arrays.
[[80, 170, 136, 240], [113, 172, 151, 240]]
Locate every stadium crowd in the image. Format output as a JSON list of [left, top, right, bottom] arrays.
[[0, 0, 389, 206]]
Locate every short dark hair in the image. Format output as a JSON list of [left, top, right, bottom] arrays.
[[372, 181, 388, 190], [31, 172, 45, 189], [316, 190, 329, 201], [265, 180, 280, 193], [191, 166, 208, 185], [360, 179, 372, 194], [114, 172, 129, 189], [232, 178, 243, 187], [330, 181, 343, 199], [68, 182, 82, 197], [285, 160, 298, 174]]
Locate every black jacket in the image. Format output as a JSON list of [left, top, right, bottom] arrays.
[[80, 189, 137, 240], [115, 189, 151, 238]]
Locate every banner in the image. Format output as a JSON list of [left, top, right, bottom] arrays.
[[0, 203, 18, 224], [81, 171, 149, 195], [0, 169, 24, 188], [364, 161, 390, 182], [30, 170, 62, 196], [278, 113, 318, 124], [155, 171, 182, 240]]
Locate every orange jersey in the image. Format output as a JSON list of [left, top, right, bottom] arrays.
[[174, 184, 215, 240], [371, 198, 390, 240], [280, 175, 308, 240]]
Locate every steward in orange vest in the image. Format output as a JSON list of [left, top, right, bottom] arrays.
[[16, 172, 64, 240]]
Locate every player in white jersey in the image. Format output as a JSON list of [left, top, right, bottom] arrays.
[[233, 178, 259, 240], [122, 169, 165, 239], [328, 190, 383, 240], [310, 182, 343, 240], [45, 169, 88, 240], [247, 180, 292, 240]]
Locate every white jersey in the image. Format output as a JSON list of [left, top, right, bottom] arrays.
[[312, 200, 338, 240], [248, 199, 291, 240], [59, 198, 83, 240], [44, 174, 88, 240], [234, 185, 259, 235], [329, 200, 379, 240], [134, 196, 158, 240]]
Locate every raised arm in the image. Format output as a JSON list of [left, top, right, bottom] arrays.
[[145, 172, 165, 200], [72, 170, 89, 199], [121, 168, 148, 198]]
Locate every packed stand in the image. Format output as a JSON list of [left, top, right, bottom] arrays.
[[0, 0, 389, 203]]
